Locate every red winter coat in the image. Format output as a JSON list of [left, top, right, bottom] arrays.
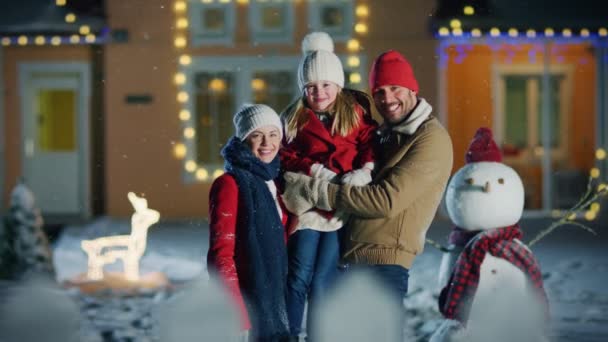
[[207, 174, 289, 331], [280, 103, 377, 176]]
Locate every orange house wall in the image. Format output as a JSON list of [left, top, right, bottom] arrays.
[[104, 0, 439, 218], [2, 46, 92, 207], [445, 43, 596, 172]]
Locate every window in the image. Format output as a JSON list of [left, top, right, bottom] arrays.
[[189, 2, 235, 46], [249, 0, 294, 44], [308, 0, 354, 42], [181, 57, 300, 182], [501, 74, 566, 158]]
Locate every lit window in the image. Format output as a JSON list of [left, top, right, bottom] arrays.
[[308, 0, 354, 42], [249, 1, 294, 44], [189, 2, 235, 46]]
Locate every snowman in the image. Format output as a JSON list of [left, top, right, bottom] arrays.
[[430, 128, 549, 342]]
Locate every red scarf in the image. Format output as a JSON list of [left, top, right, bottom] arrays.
[[438, 225, 548, 324]]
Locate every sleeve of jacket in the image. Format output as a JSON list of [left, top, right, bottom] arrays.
[[354, 108, 378, 167], [279, 137, 317, 174], [327, 126, 453, 219], [207, 175, 251, 331]]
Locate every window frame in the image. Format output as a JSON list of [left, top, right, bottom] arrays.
[[188, 1, 236, 46], [249, 0, 295, 45], [307, 0, 354, 42], [493, 64, 573, 164]]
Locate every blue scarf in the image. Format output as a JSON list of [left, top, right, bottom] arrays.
[[222, 137, 289, 340]]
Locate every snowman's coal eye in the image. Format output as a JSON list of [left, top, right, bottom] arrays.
[[498, 178, 505, 184], [465, 178, 474, 185]]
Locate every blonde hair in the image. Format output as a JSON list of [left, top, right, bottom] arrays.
[[282, 90, 362, 142]]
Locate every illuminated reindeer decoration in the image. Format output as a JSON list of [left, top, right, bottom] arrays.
[[81, 192, 160, 281]]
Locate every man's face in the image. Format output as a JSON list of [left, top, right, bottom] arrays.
[[372, 85, 417, 124]]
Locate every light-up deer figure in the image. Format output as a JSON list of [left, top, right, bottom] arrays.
[[81, 192, 160, 281]]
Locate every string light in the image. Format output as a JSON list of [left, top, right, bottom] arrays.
[[347, 39, 360, 51], [177, 91, 189, 103], [251, 78, 266, 91], [599, 28, 608, 37], [79, 25, 91, 35], [596, 148, 606, 160], [562, 28, 572, 37], [174, 72, 186, 85], [179, 55, 192, 65], [70, 35, 80, 44], [508, 28, 518, 37], [173, 143, 187, 159], [179, 109, 191, 121], [51, 36, 61, 46], [544, 28, 554, 37], [85, 34, 96, 43], [176, 18, 189, 29], [213, 169, 224, 179], [450, 19, 461, 29], [349, 73, 361, 84], [463, 6, 474, 15], [452, 28, 463, 36], [590, 167, 600, 179], [490, 28, 500, 37], [347, 56, 360, 67], [584, 210, 597, 221], [17, 36, 28, 45], [56, 0, 67, 6], [65, 13, 76, 23], [174, 1, 187, 12], [471, 28, 481, 37], [185, 160, 197, 173], [196, 168, 210, 181], [438, 27, 450, 37], [581, 29, 590, 37], [174, 36, 187, 48], [34, 36, 45, 45], [526, 29, 536, 38], [354, 23, 368, 34], [356, 5, 369, 17], [184, 127, 196, 139], [1, 37, 10, 46]]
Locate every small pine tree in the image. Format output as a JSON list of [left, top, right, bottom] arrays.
[[2, 181, 55, 280]]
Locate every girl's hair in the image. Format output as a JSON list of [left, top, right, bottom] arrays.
[[282, 90, 361, 142]]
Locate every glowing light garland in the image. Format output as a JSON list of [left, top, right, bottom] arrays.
[[81, 192, 160, 281]]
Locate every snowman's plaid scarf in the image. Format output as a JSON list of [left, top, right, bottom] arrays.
[[438, 225, 548, 324]]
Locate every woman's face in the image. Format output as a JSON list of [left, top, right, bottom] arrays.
[[244, 125, 281, 163], [304, 81, 340, 112]]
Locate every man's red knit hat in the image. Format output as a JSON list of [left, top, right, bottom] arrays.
[[369, 50, 419, 94], [465, 127, 503, 163]]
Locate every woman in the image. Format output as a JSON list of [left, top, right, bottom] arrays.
[[207, 104, 290, 341]]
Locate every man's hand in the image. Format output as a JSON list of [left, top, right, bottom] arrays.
[[282, 172, 332, 215]]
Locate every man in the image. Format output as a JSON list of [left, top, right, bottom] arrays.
[[282, 50, 453, 301]]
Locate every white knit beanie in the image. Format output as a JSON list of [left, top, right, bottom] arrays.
[[297, 32, 345, 90], [233, 103, 283, 141]]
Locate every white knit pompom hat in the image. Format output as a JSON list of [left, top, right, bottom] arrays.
[[297, 32, 345, 90], [233, 103, 283, 141]]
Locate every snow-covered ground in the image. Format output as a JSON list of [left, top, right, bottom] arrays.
[[6, 214, 605, 341]]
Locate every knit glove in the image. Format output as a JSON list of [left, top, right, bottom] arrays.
[[310, 163, 338, 182], [341, 162, 374, 186], [282, 172, 332, 216]]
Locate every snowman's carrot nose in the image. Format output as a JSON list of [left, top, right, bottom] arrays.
[[483, 181, 491, 193]]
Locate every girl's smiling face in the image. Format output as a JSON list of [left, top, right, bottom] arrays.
[[304, 81, 340, 112]]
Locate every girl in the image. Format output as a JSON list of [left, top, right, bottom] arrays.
[[207, 104, 290, 341], [280, 32, 378, 339]]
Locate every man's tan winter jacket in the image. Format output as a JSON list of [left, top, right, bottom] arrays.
[[327, 104, 453, 269]]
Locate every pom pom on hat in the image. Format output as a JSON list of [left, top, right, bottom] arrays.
[[465, 127, 503, 163], [233, 103, 283, 141], [369, 50, 419, 94], [298, 32, 344, 90], [301, 32, 334, 55]]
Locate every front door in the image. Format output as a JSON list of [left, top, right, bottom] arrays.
[[20, 63, 90, 216]]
